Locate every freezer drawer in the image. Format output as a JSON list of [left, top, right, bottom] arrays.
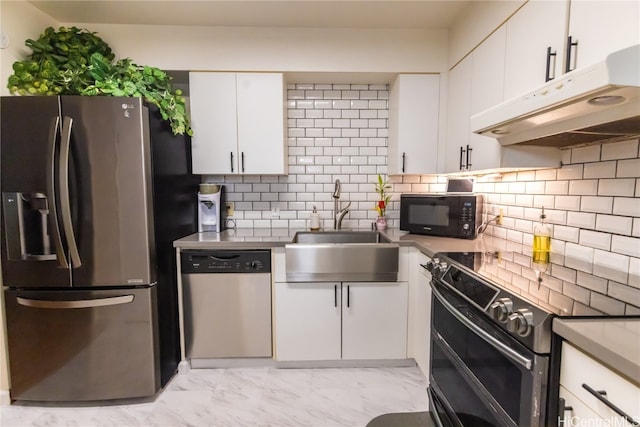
[[183, 272, 272, 359], [4, 287, 160, 402]]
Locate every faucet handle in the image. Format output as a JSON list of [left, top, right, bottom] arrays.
[[342, 201, 352, 212]]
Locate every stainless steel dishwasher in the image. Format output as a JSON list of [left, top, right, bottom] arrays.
[[181, 250, 272, 363]]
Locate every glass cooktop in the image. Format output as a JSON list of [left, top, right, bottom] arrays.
[[436, 251, 640, 318]]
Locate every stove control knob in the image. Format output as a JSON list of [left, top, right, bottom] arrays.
[[507, 309, 534, 337], [490, 298, 514, 322]]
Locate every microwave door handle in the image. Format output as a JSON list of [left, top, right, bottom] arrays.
[[46, 116, 69, 268], [430, 281, 533, 371], [59, 117, 82, 268]]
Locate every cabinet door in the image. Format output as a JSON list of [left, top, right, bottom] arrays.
[[236, 73, 286, 175], [274, 282, 341, 361], [342, 282, 408, 360], [407, 252, 431, 378], [468, 25, 505, 171], [388, 74, 440, 175], [504, 0, 568, 100], [444, 56, 472, 173], [189, 72, 238, 174], [567, 0, 640, 72]]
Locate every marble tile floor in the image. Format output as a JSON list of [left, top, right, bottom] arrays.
[[0, 366, 430, 427]]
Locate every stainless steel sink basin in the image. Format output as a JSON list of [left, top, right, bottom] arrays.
[[292, 231, 388, 244], [286, 231, 399, 282]]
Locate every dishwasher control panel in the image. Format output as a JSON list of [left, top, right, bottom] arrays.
[[181, 250, 271, 273]]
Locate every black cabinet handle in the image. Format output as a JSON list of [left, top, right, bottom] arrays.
[[545, 46, 557, 82], [230, 152, 234, 172], [558, 398, 573, 427], [459, 146, 466, 170], [402, 152, 406, 173], [241, 152, 245, 173], [581, 383, 639, 426], [466, 144, 472, 170], [347, 285, 350, 308], [334, 285, 338, 308], [565, 36, 579, 73]]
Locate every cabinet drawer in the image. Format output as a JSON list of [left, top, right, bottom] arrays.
[[560, 343, 639, 424], [559, 385, 605, 426]]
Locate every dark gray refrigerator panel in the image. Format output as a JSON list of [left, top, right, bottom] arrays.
[[0, 97, 71, 287], [4, 286, 160, 401], [59, 96, 155, 287]]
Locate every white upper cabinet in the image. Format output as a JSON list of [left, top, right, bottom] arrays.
[[566, 0, 640, 72], [189, 72, 286, 175], [445, 28, 505, 173], [388, 74, 440, 175], [445, 26, 561, 174], [504, 0, 568, 100]]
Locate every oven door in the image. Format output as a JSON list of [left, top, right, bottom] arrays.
[[428, 280, 548, 427]]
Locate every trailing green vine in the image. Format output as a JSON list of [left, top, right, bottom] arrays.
[[7, 26, 190, 136]]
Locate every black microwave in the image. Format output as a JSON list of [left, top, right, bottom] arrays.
[[400, 194, 483, 239]]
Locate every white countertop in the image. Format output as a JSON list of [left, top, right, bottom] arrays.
[[553, 318, 640, 385], [173, 227, 523, 258]]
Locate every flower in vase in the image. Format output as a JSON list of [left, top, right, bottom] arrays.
[[373, 174, 391, 218]]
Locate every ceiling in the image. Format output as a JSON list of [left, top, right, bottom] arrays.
[[28, 0, 471, 29]]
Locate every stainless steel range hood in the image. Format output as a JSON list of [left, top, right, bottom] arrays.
[[471, 44, 640, 147]]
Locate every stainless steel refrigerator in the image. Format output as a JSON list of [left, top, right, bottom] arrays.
[[1, 96, 199, 402]]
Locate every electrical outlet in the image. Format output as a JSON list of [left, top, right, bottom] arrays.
[[271, 207, 280, 218], [225, 202, 234, 217], [496, 208, 503, 225]]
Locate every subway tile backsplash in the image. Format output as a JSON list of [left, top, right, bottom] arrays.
[[203, 82, 638, 312]]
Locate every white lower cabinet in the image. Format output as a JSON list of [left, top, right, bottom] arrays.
[[342, 282, 408, 360], [407, 250, 432, 378], [559, 342, 640, 426], [274, 281, 408, 361]]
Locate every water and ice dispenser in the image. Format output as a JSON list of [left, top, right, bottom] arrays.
[[2, 192, 57, 261]]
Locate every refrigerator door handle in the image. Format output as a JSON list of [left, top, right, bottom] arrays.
[[59, 116, 82, 268], [46, 116, 70, 269], [17, 295, 135, 309]]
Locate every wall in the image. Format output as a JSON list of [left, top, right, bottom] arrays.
[[474, 139, 640, 315], [0, 0, 57, 96], [66, 23, 449, 75]]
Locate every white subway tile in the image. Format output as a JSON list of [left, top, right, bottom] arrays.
[[564, 243, 594, 273], [579, 230, 611, 251], [633, 219, 640, 238], [323, 109, 341, 119], [607, 282, 640, 306], [571, 145, 601, 163], [598, 178, 635, 196], [555, 195, 581, 211], [584, 161, 616, 178], [580, 196, 613, 214], [525, 181, 546, 194], [341, 90, 359, 99], [534, 169, 557, 181], [322, 90, 341, 99], [545, 180, 569, 195], [351, 100, 369, 109], [568, 179, 598, 195], [576, 271, 607, 293], [595, 214, 632, 235], [551, 264, 577, 284], [516, 194, 534, 207], [567, 211, 596, 228], [617, 158, 640, 177], [613, 197, 640, 216], [593, 249, 629, 283], [509, 182, 526, 193], [629, 257, 640, 288], [611, 235, 640, 258], [601, 139, 639, 160], [557, 164, 583, 180], [554, 225, 580, 243], [533, 195, 555, 209], [590, 293, 626, 315]]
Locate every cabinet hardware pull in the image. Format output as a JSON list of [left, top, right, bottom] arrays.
[[402, 152, 406, 173], [459, 146, 466, 170], [241, 152, 245, 173], [347, 285, 350, 308], [334, 285, 338, 307], [466, 144, 472, 170], [545, 46, 557, 82], [565, 36, 579, 73], [581, 383, 639, 426], [558, 398, 573, 427], [230, 152, 234, 172]]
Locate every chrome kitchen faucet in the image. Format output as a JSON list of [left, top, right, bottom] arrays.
[[333, 179, 351, 230]]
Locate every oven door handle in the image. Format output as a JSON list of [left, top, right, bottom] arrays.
[[430, 281, 533, 371]]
